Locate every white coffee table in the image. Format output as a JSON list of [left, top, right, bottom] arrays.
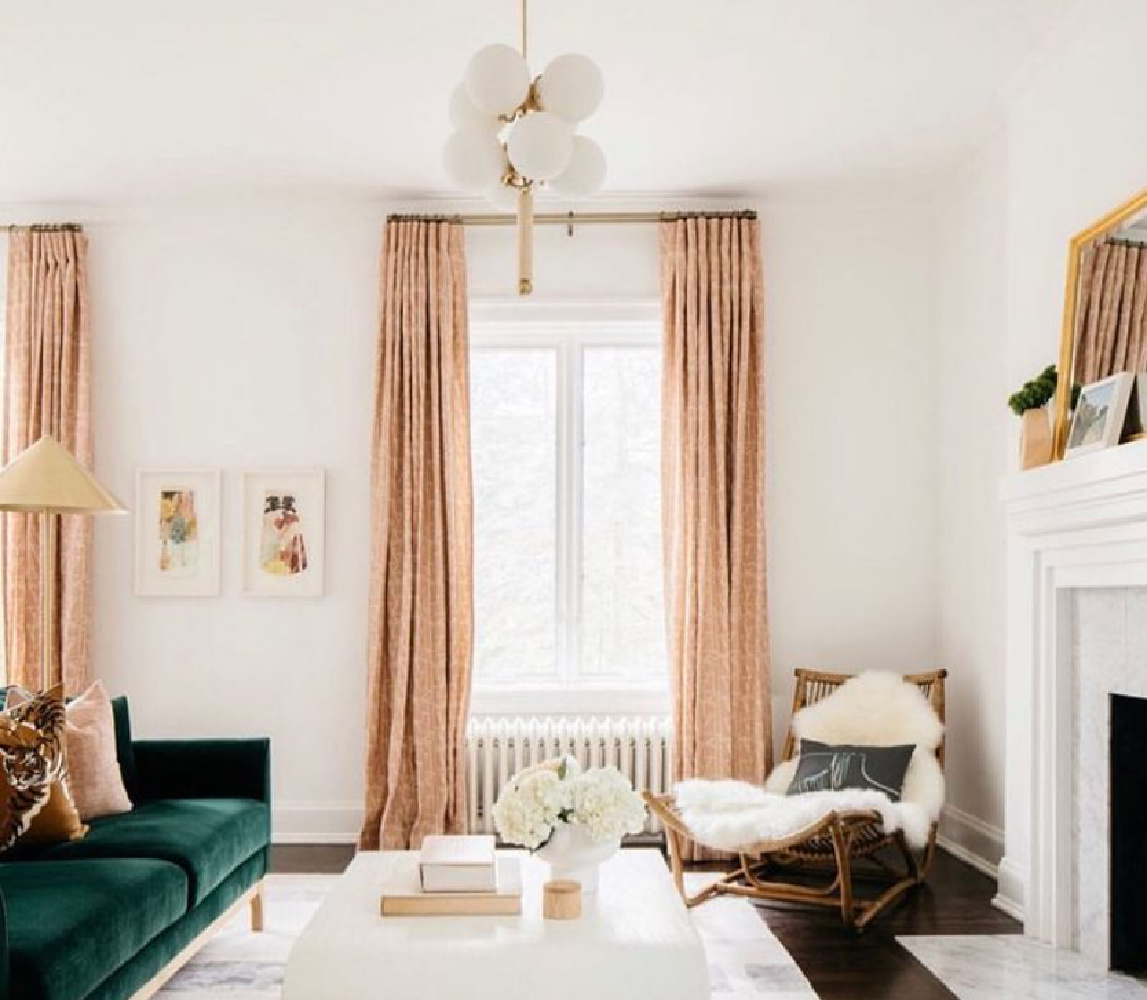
[[282, 848, 709, 1000]]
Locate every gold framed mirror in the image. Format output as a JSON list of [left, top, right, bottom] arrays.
[[1054, 185, 1147, 457]]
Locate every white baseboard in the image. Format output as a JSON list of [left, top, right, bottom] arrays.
[[273, 802, 362, 844], [993, 855, 1026, 922], [937, 804, 1004, 880]]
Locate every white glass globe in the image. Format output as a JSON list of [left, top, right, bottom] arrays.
[[449, 82, 500, 133], [548, 136, 606, 198], [464, 44, 530, 116], [538, 53, 604, 123], [442, 128, 505, 190], [506, 112, 573, 181], [485, 182, 523, 212]]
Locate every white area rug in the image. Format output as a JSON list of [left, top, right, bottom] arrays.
[[159, 873, 818, 999], [900, 935, 1147, 1000]]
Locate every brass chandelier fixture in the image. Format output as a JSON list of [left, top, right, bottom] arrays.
[[443, 0, 606, 294]]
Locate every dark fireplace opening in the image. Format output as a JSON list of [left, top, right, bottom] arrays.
[[1110, 693, 1147, 973]]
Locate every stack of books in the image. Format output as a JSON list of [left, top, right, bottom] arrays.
[[380, 835, 522, 916]]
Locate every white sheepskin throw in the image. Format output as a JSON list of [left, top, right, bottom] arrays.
[[674, 672, 945, 851], [674, 781, 935, 849]]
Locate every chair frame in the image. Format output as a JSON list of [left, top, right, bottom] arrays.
[[644, 668, 947, 932]]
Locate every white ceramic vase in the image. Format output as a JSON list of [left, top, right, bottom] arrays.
[[535, 822, 619, 893]]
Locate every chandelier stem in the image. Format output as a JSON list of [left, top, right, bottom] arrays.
[[520, 0, 528, 61], [518, 185, 534, 295]]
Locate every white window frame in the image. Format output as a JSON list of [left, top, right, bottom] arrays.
[[468, 300, 669, 716]]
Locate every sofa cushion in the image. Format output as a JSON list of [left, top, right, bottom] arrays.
[[84, 853, 267, 1000], [26, 799, 269, 905], [0, 858, 187, 1000]]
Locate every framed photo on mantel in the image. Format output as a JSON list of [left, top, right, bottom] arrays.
[[241, 469, 325, 597], [1063, 372, 1135, 460], [134, 469, 221, 597]]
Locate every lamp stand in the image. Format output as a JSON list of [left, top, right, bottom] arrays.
[[39, 508, 55, 691]]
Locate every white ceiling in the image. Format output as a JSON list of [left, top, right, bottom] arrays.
[[0, 0, 1075, 204]]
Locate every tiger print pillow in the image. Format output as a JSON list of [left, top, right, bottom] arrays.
[[0, 685, 68, 851]]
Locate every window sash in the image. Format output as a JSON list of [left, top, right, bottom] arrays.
[[469, 311, 664, 713]]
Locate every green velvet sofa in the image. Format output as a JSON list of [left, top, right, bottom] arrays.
[[0, 694, 271, 1000]]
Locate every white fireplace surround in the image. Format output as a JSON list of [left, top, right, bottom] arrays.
[[999, 438, 1147, 949]]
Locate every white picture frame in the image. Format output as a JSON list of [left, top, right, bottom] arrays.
[[1064, 372, 1136, 459], [241, 469, 325, 597], [134, 469, 221, 596]]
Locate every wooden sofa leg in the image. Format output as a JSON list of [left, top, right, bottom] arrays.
[[250, 882, 265, 932]]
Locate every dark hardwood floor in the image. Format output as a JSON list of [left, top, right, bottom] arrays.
[[744, 849, 1018, 1000], [270, 845, 1016, 999], [270, 843, 355, 873]]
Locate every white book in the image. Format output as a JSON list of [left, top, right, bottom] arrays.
[[418, 835, 497, 892], [385, 857, 521, 915]]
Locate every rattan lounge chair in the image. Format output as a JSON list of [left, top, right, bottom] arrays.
[[645, 668, 947, 932]]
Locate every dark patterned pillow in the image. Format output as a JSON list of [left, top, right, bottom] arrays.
[[786, 739, 915, 801], [0, 686, 67, 850]]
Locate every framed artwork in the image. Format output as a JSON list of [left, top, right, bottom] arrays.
[[134, 469, 221, 596], [241, 469, 325, 597], [1064, 372, 1135, 459]]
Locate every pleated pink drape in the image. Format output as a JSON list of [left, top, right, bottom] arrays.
[[660, 216, 770, 852], [1074, 238, 1147, 382], [359, 219, 474, 850], [2, 228, 93, 694]]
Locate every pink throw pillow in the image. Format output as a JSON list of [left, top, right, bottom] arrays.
[[9, 680, 132, 821]]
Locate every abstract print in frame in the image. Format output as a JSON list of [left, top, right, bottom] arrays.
[[242, 469, 325, 597], [134, 469, 221, 596]]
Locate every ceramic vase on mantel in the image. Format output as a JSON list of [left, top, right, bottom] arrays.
[[536, 823, 619, 893], [1020, 406, 1054, 470]]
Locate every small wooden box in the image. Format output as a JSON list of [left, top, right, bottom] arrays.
[[543, 880, 581, 920]]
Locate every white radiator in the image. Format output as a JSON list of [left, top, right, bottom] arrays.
[[465, 716, 674, 838]]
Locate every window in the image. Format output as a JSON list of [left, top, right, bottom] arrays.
[[469, 314, 666, 713]]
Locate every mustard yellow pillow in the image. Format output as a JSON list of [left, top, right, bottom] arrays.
[[0, 686, 74, 850], [20, 779, 87, 843]]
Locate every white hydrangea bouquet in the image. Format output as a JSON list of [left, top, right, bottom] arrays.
[[491, 756, 646, 892]]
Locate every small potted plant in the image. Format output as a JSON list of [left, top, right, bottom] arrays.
[[1008, 365, 1071, 470], [491, 756, 646, 892]]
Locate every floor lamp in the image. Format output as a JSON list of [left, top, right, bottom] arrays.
[[0, 435, 126, 690]]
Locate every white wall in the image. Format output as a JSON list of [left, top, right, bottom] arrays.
[[763, 195, 939, 714], [932, 135, 1011, 866], [1005, 0, 1147, 384], [935, 0, 1147, 894], [18, 187, 941, 842], [1000, 0, 1147, 914], [89, 201, 380, 841]]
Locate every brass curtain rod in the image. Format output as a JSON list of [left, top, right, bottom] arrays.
[[386, 210, 757, 227], [2, 223, 83, 232]]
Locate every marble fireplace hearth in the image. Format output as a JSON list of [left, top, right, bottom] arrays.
[[1000, 439, 1147, 966], [1072, 593, 1147, 969]]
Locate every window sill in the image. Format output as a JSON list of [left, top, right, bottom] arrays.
[[469, 686, 671, 717]]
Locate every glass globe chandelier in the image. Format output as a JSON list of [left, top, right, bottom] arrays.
[[443, 0, 606, 294]]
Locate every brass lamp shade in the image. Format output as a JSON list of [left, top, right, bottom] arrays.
[[0, 434, 125, 691], [0, 435, 125, 514]]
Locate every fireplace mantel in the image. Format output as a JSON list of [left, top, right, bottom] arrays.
[[1001, 437, 1147, 513], [999, 437, 1147, 948]]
